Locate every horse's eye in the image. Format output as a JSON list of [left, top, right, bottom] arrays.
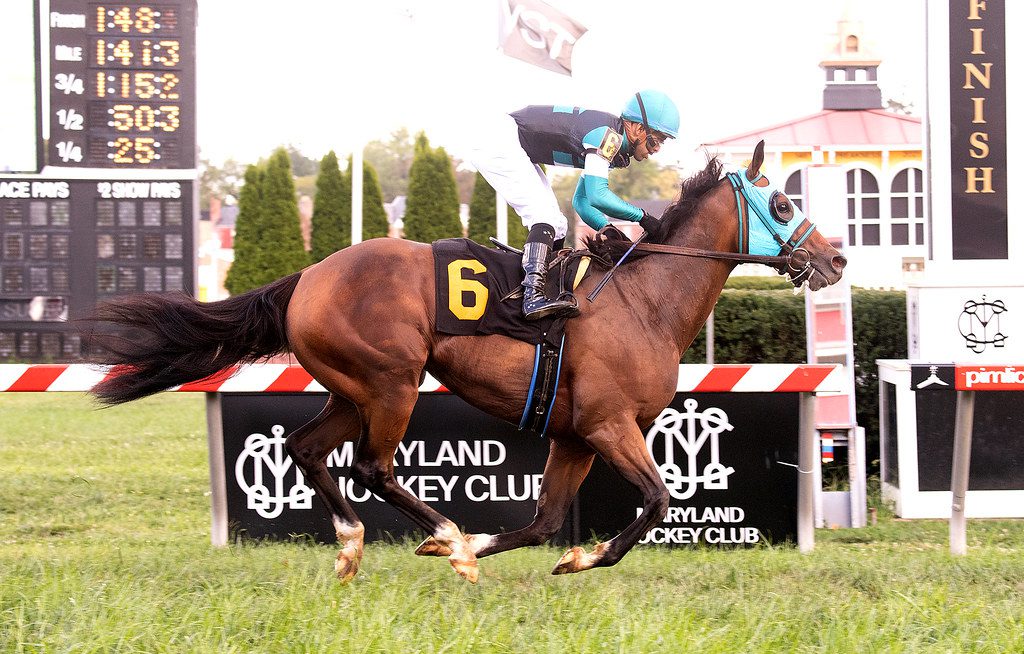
[[770, 192, 794, 224]]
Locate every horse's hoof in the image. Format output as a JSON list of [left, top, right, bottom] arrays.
[[415, 536, 453, 557], [551, 542, 609, 575], [335, 546, 362, 584], [449, 555, 479, 584], [551, 546, 586, 575]]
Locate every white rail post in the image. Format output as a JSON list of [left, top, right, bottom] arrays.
[[798, 392, 816, 552], [205, 393, 228, 547], [949, 389, 976, 556]]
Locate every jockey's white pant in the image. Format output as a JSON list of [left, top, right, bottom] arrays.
[[469, 114, 569, 241]]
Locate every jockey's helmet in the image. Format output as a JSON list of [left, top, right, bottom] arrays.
[[621, 90, 680, 139]]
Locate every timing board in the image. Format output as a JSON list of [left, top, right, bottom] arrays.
[[0, 0, 197, 362]]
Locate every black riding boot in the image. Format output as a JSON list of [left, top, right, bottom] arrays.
[[522, 225, 579, 320]]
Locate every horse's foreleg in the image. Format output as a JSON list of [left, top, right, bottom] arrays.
[[552, 420, 669, 575], [350, 389, 480, 583], [415, 436, 595, 559], [284, 395, 365, 583]]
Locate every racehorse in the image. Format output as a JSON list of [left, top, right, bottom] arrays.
[[88, 141, 845, 584]]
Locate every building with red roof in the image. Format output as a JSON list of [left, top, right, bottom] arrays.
[[702, 16, 924, 288]]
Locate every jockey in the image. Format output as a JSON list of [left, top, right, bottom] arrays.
[[470, 90, 680, 320]]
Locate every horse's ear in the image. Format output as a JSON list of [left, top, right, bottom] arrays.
[[746, 140, 765, 180]]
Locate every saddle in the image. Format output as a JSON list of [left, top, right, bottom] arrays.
[[431, 238, 592, 348], [431, 237, 593, 435]]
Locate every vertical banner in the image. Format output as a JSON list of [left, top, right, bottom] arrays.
[[497, 0, 587, 76], [949, 0, 1007, 259]]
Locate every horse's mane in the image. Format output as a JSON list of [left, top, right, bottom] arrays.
[[584, 155, 724, 265]]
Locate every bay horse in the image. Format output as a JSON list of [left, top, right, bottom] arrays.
[[88, 141, 845, 584]]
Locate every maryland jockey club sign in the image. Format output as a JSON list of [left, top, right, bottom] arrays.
[[908, 285, 1022, 363], [220, 392, 801, 547]]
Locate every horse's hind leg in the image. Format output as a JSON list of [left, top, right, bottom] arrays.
[[350, 385, 480, 583], [416, 436, 595, 559], [284, 395, 365, 582], [552, 419, 669, 575]]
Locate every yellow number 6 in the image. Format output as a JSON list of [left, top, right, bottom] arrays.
[[447, 259, 488, 320]]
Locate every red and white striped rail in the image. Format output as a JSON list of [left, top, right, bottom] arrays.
[[0, 363, 846, 393]]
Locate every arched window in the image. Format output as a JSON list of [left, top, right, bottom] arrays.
[[847, 168, 880, 246], [784, 169, 805, 211], [845, 35, 859, 53], [833, 69, 847, 83], [890, 167, 925, 246]]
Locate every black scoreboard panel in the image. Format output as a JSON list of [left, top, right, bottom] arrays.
[[48, 1, 196, 169], [0, 178, 194, 361]]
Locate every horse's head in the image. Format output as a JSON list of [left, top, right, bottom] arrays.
[[730, 140, 846, 290]]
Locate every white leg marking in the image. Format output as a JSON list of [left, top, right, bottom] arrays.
[[435, 521, 479, 583], [465, 533, 494, 554], [333, 517, 365, 544], [333, 518, 365, 582]]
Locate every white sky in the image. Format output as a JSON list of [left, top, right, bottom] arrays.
[[0, 1, 39, 172], [195, 0, 926, 170], [1, 0, 926, 172]]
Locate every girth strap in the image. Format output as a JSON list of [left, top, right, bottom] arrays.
[[518, 333, 566, 437]]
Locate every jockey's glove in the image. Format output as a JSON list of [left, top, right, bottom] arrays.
[[639, 211, 660, 235]]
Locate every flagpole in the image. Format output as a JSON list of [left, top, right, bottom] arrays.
[[496, 194, 508, 243]]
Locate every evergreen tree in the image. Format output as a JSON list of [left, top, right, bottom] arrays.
[[403, 133, 462, 243], [360, 159, 390, 240], [467, 172, 527, 249], [224, 165, 265, 295], [258, 147, 311, 283], [311, 150, 351, 262]]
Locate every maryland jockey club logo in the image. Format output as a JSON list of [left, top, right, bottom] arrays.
[[234, 425, 314, 519], [959, 295, 1007, 353], [645, 399, 735, 501]]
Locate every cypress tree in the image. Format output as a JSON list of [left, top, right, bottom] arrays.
[[311, 150, 351, 262], [403, 133, 462, 243], [224, 164, 264, 295], [259, 148, 311, 282], [467, 172, 527, 249], [360, 159, 389, 240]]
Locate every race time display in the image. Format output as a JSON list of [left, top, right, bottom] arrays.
[[48, 2, 196, 168]]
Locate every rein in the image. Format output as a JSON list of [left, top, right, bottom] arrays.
[[632, 242, 787, 266]]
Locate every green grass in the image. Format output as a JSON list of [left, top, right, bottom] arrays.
[[1, 394, 1023, 653]]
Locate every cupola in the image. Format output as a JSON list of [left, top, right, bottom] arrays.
[[820, 15, 883, 110]]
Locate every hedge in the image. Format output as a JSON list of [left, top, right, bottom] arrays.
[[679, 279, 907, 467]]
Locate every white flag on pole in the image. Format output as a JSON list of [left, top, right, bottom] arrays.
[[497, 0, 588, 76]]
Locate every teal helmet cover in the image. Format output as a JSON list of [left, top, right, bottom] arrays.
[[621, 90, 680, 139]]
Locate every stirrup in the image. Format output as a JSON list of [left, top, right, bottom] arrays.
[[523, 292, 580, 320]]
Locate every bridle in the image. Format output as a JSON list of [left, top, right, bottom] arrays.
[[631, 171, 819, 285]]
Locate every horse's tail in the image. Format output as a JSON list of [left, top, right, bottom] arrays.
[[86, 271, 303, 405]]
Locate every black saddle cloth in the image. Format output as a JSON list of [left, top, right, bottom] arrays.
[[432, 238, 589, 348]]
